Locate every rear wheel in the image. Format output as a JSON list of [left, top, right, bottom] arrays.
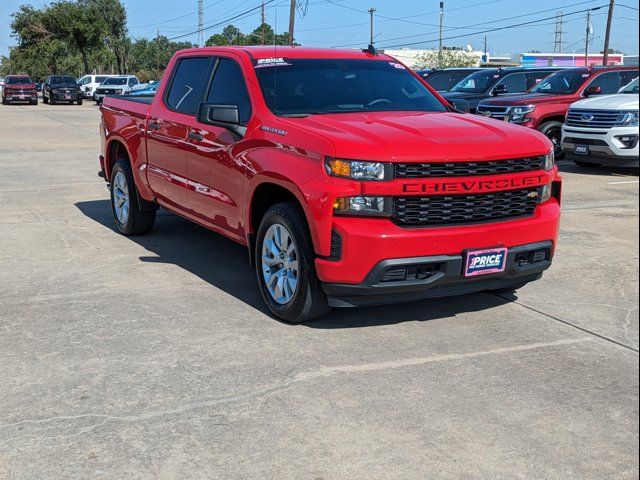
[[255, 203, 330, 323], [538, 121, 564, 159], [110, 160, 156, 235]]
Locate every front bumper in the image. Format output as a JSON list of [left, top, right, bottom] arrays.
[[323, 241, 552, 307], [51, 91, 82, 101], [562, 125, 640, 167], [3, 93, 37, 102]]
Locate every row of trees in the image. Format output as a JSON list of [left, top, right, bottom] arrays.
[[0, 0, 194, 81], [0, 1, 297, 81]]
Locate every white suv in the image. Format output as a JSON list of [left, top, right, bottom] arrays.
[[93, 75, 140, 104], [77, 74, 120, 99], [562, 78, 639, 168]]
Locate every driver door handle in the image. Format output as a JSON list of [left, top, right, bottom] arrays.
[[188, 131, 203, 142], [148, 121, 161, 131]]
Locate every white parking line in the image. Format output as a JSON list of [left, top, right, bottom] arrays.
[[607, 180, 640, 185]]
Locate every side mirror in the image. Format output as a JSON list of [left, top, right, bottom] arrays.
[[197, 103, 240, 130], [584, 86, 602, 97], [492, 84, 508, 96]]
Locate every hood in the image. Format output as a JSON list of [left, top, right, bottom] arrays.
[[51, 82, 79, 88], [479, 92, 576, 106], [281, 111, 552, 162], [570, 93, 639, 111]]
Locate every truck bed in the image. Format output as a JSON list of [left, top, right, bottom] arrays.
[[102, 95, 153, 117]]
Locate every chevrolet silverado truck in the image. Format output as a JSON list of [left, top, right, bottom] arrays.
[[477, 66, 639, 157], [562, 77, 639, 168], [99, 47, 562, 323]]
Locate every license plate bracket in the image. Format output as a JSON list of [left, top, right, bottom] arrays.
[[464, 247, 508, 277], [574, 144, 589, 155]]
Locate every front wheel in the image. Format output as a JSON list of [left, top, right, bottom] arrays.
[[255, 203, 330, 323], [110, 160, 156, 235], [538, 121, 564, 159]]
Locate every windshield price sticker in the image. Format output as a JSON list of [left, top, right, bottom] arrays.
[[389, 62, 406, 70], [255, 58, 292, 68]]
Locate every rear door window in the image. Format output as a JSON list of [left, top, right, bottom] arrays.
[[206, 58, 252, 124], [166, 56, 214, 115], [620, 71, 639, 88], [525, 71, 551, 89]]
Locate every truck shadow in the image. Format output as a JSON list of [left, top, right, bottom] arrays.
[[76, 199, 513, 329]]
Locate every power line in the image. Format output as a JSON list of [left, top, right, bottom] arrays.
[[377, 4, 607, 49]]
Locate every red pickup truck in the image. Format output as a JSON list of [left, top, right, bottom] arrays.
[[99, 47, 562, 322], [476, 66, 639, 155]]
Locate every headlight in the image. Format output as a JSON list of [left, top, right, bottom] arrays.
[[620, 111, 639, 127], [509, 105, 535, 123], [326, 158, 391, 181], [543, 151, 555, 171], [333, 196, 391, 217]]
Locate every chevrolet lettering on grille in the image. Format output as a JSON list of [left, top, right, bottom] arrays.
[[401, 173, 549, 194]]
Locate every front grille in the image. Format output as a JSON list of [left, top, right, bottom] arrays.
[[566, 109, 627, 128], [393, 188, 539, 227], [563, 137, 608, 146], [98, 89, 118, 95], [395, 157, 544, 178], [476, 104, 511, 120]]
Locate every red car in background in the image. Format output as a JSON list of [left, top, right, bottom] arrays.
[[1, 75, 38, 105], [476, 66, 639, 156]]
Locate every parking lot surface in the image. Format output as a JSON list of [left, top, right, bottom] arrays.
[[0, 102, 638, 479]]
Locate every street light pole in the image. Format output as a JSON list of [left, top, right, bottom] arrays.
[[584, 10, 591, 67], [368, 7, 376, 47]]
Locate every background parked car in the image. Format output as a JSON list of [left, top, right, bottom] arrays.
[[42, 75, 83, 105], [476, 66, 639, 156], [127, 80, 159, 96], [77, 74, 119, 99], [93, 75, 140, 104], [562, 77, 639, 168], [0, 76, 5, 95], [418, 68, 482, 92], [1, 75, 38, 105], [441, 67, 559, 113]]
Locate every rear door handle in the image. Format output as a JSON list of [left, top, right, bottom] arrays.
[[148, 121, 161, 131], [188, 131, 203, 142]]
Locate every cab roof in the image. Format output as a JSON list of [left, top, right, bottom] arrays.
[[178, 46, 393, 61]]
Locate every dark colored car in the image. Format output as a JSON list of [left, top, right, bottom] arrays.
[[42, 75, 83, 105], [441, 67, 560, 113], [1, 75, 38, 105], [417, 68, 481, 92]]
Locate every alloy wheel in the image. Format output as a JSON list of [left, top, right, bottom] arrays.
[[112, 171, 130, 224], [261, 223, 299, 305]]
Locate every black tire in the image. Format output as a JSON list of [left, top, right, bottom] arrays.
[[1, 99, 7, 105], [77, 99, 83, 105], [538, 121, 564, 159], [574, 160, 602, 168], [109, 160, 156, 236], [43, 93, 49, 104], [255, 203, 330, 323]]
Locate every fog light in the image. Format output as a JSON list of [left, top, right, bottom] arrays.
[[333, 196, 391, 217], [615, 135, 638, 149], [539, 184, 552, 203]]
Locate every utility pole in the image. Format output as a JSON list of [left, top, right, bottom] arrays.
[[483, 35, 488, 64], [288, 0, 296, 47], [438, 1, 444, 68], [554, 11, 564, 53], [368, 7, 376, 46], [602, 0, 615, 65], [261, 1, 266, 45], [197, 0, 204, 47], [584, 10, 592, 67]]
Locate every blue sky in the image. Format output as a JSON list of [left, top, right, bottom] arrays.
[[1, 0, 638, 58]]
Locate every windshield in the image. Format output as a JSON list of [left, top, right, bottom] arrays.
[[450, 70, 500, 93], [620, 78, 639, 94], [103, 78, 127, 85], [254, 58, 447, 116], [531, 69, 589, 94], [7, 76, 33, 85], [51, 76, 77, 84]]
